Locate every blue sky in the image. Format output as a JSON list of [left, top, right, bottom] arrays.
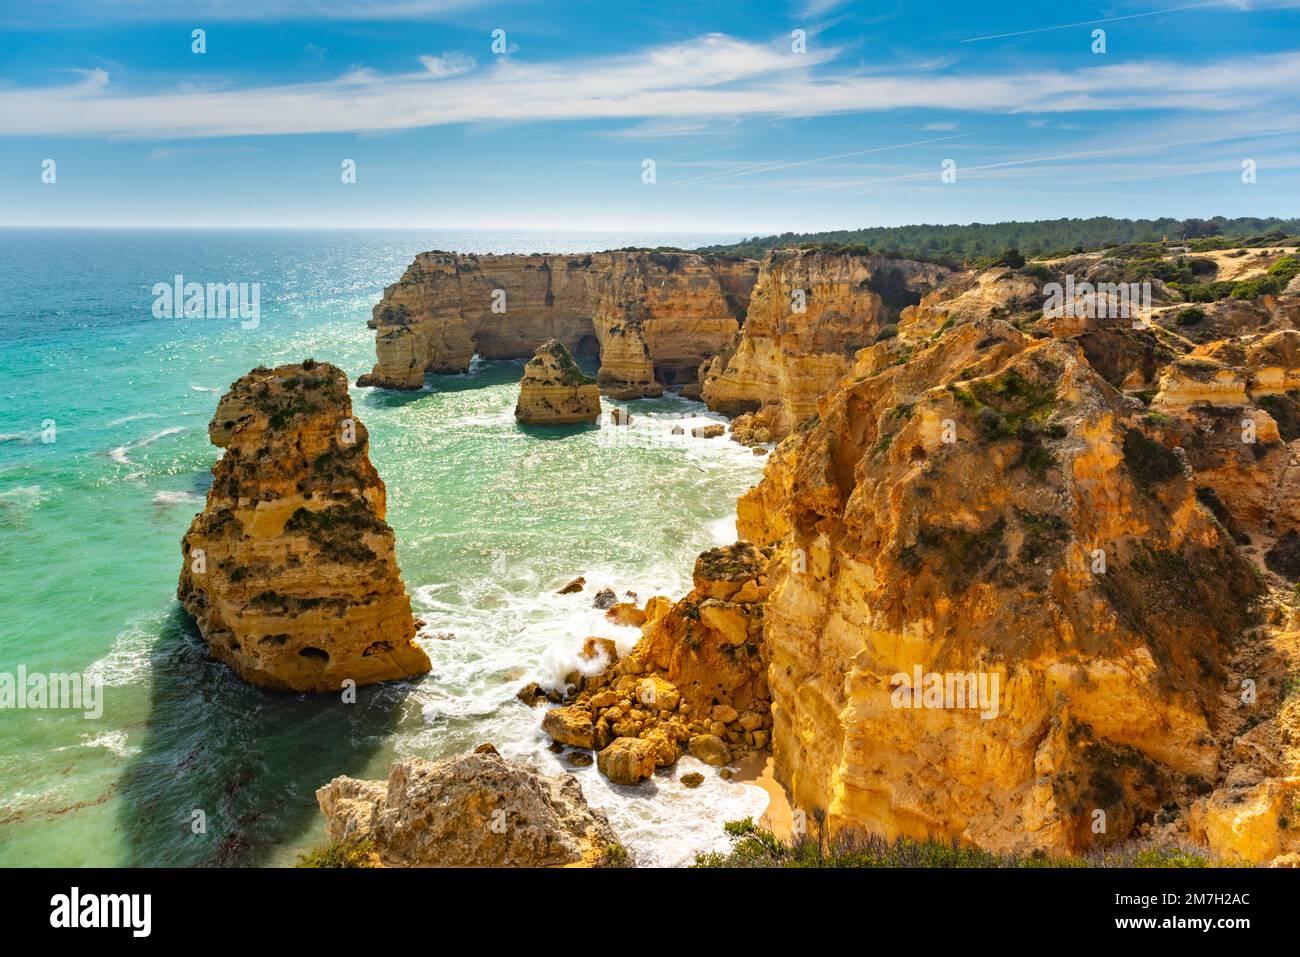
[[0, 0, 1297, 232]]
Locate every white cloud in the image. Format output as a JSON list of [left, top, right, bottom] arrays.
[[798, 0, 852, 17], [419, 52, 476, 77], [0, 0, 480, 26], [2, 36, 1298, 140]]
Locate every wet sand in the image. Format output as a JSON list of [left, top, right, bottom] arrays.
[[732, 750, 794, 841]]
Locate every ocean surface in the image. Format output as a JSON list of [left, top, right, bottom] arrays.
[[0, 227, 770, 867]]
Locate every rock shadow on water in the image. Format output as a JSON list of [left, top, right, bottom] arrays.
[[358, 358, 526, 409], [117, 604, 417, 867], [514, 421, 601, 441]]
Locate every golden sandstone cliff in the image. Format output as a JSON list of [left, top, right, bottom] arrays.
[[700, 249, 954, 442], [323, 242, 1300, 866], [178, 361, 430, 693], [514, 339, 601, 425], [730, 251, 1300, 864], [359, 249, 758, 398]]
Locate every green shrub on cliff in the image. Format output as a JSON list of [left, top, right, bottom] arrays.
[[695, 821, 1215, 868], [296, 838, 378, 868]]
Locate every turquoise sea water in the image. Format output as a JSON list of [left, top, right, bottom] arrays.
[[0, 228, 769, 867]]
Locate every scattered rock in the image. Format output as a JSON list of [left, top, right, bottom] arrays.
[[712, 705, 740, 725], [605, 602, 647, 628], [597, 737, 658, 785], [542, 705, 595, 749], [557, 576, 586, 595], [580, 636, 619, 667], [692, 424, 726, 438], [592, 588, 617, 610], [515, 682, 550, 707], [636, 675, 682, 712], [567, 751, 594, 768], [688, 734, 731, 766], [680, 772, 705, 788]]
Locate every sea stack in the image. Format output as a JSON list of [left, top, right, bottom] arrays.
[[514, 339, 602, 425], [178, 361, 431, 693]]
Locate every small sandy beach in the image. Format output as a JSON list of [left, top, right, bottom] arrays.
[[732, 750, 794, 841]]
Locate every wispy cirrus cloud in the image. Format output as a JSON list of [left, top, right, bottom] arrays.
[[0, 0, 481, 27], [418, 52, 477, 77], [1, 34, 1298, 140]]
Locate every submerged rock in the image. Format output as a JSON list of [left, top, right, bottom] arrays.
[[316, 749, 620, 867], [515, 682, 552, 707]]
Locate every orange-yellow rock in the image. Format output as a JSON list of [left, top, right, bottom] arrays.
[[178, 362, 430, 693]]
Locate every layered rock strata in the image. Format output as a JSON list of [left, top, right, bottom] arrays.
[[178, 361, 430, 693], [723, 257, 1300, 862], [514, 339, 601, 425], [360, 250, 756, 397], [699, 249, 954, 440]]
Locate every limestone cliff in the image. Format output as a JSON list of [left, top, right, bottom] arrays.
[[732, 262, 1300, 861], [178, 361, 431, 693], [514, 339, 601, 425], [700, 249, 954, 441], [742, 330, 1267, 854], [360, 250, 756, 397]]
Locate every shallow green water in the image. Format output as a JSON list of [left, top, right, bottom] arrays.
[[0, 228, 767, 867]]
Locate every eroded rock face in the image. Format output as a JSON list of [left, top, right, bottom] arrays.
[[178, 362, 430, 693], [700, 249, 954, 440], [360, 250, 756, 396], [1150, 330, 1300, 544], [316, 750, 620, 866], [739, 329, 1264, 856], [515, 339, 602, 425]]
